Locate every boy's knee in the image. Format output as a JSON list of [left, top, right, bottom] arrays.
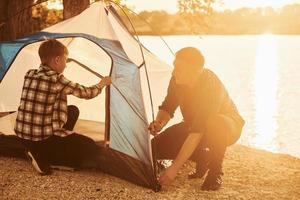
[[68, 105, 79, 116]]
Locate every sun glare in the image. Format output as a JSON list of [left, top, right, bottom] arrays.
[[46, 0, 63, 10], [253, 34, 279, 152]]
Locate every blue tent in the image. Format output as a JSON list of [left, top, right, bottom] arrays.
[[0, 2, 172, 191]]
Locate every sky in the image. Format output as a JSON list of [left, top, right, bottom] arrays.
[[125, 0, 300, 13]]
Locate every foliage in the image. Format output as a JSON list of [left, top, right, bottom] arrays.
[[176, 0, 220, 34], [133, 3, 300, 35], [32, 3, 62, 31], [178, 0, 218, 14], [6, 0, 300, 37]]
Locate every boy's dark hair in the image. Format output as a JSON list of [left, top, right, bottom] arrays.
[[175, 47, 205, 69], [38, 39, 68, 64]]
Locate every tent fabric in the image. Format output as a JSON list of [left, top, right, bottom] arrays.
[[0, 30, 152, 164], [44, 2, 118, 40], [0, 112, 17, 135], [106, 6, 173, 123], [0, 1, 174, 190], [0, 33, 111, 120]]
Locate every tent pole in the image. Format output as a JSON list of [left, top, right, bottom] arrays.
[[106, 1, 162, 191]]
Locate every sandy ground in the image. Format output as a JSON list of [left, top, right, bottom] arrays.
[[1, 144, 300, 200]]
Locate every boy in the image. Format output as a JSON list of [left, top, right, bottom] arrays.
[[14, 39, 111, 175]]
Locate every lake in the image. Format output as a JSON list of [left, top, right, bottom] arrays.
[[139, 35, 300, 158]]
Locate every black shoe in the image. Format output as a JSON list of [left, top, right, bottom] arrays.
[[26, 150, 51, 175], [201, 170, 223, 191], [188, 148, 210, 179], [188, 162, 208, 179]]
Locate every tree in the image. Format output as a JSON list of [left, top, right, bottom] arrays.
[[178, 0, 218, 15], [0, 0, 34, 41], [177, 0, 221, 34], [63, 0, 89, 19], [145, 11, 170, 34], [63, 0, 126, 20], [32, 3, 63, 31], [91, 0, 126, 5]]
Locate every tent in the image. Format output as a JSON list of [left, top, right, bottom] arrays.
[[0, 1, 173, 191]]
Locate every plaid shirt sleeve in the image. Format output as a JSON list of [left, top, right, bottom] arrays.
[[56, 74, 103, 99]]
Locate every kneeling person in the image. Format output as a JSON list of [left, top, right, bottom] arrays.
[[150, 47, 245, 190], [14, 39, 111, 175]]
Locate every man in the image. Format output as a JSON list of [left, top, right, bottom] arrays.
[[149, 47, 244, 191], [14, 39, 111, 175]]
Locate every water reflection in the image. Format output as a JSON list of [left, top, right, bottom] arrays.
[[253, 34, 279, 152]]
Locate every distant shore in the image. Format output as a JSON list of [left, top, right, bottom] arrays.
[[1, 144, 300, 200]]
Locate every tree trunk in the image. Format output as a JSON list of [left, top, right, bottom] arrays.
[[0, 0, 33, 41], [63, 0, 89, 20]]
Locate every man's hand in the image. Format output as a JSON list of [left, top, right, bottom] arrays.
[[148, 110, 171, 136], [148, 120, 163, 136], [99, 76, 112, 88], [158, 165, 179, 186]]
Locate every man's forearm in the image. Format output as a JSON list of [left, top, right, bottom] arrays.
[[156, 109, 171, 128], [172, 133, 203, 170]]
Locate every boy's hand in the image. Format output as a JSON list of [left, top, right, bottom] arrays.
[[148, 120, 163, 136], [99, 76, 112, 88]]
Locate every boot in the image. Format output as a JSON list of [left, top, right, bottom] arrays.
[[188, 161, 209, 179], [201, 169, 223, 191], [188, 148, 210, 179]]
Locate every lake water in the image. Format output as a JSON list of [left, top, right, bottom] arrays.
[[139, 35, 300, 158]]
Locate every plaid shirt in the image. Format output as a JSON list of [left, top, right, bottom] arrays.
[[14, 65, 102, 141]]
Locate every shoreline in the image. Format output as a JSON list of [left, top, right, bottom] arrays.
[[1, 144, 300, 200]]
